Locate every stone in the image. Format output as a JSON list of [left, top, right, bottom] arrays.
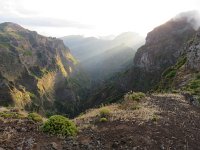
[[51, 142, 58, 150]]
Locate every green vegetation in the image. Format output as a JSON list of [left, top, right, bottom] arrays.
[[175, 56, 187, 70], [156, 56, 187, 92], [165, 70, 176, 78], [28, 112, 43, 122], [99, 108, 110, 118], [23, 50, 32, 56], [99, 117, 108, 122], [28, 92, 37, 99], [0, 112, 25, 119], [151, 114, 159, 122], [10, 88, 31, 109], [183, 73, 200, 101], [120, 92, 144, 110], [124, 91, 145, 102], [56, 56, 68, 77], [41, 115, 77, 137], [66, 52, 78, 65], [162, 68, 175, 78]]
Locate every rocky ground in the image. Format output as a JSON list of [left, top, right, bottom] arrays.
[[1, 94, 200, 150]]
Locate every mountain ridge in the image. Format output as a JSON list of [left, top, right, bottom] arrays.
[[0, 22, 85, 116]]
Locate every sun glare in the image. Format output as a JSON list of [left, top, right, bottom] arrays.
[[0, 0, 200, 37]]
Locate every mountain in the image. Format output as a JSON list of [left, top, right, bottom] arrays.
[[61, 35, 111, 62], [0, 22, 87, 116], [157, 28, 200, 101], [1, 12, 200, 149], [84, 12, 200, 108], [62, 32, 144, 81], [129, 16, 197, 91], [62, 32, 144, 62]]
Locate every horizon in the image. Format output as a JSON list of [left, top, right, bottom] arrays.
[[0, 0, 200, 37]]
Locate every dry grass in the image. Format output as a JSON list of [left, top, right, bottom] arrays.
[[74, 96, 159, 130], [0, 107, 28, 120], [0, 107, 9, 112], [152, 93, 183, 99]]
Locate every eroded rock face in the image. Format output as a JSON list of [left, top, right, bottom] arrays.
[[186, 29, 200, 71], [0, 22, 79, 115], [134, 18, 195, 72], [130, 18, 196, 91]]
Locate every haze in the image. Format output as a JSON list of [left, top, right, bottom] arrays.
[[0, 0, 200, 37]]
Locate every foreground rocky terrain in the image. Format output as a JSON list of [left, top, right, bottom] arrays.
[[1, 93, 200, 150]]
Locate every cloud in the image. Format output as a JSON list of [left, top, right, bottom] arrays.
[[0, 0, 93, 29], [173, 10, 200, 30], [0, 16, 93, 29]]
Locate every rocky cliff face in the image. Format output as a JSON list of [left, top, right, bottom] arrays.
[[155, 28, 200, 103], [0, 22, 80, 116], [186, 29, 200, 71], [131, 17, 196, 91]]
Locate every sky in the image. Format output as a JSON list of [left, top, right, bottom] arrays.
[[0, 0, 200, 38]]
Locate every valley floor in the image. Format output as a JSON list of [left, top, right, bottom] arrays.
[[1, 94, 200, 150]]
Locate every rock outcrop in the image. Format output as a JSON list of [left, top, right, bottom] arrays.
[[0, 22, 80, 116], [186, 28, 200, 71], [131, 16, 196, 91]]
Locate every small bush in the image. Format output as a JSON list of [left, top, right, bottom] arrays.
[[0, 112, 25, 119], [99, 108, 110, 118], [41, 115, 77, 137], [124, 92, 145, 102], [0, 112, 13, 118], [99, 117, 108, 122], [28, 112, 43, 122]]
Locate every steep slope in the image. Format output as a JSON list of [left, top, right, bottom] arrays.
[[83, 13, 200, 109], [130, 15, 196, 91], [0, 22, 83, 116], [81, 45, 134, 81], [157, 28, 200, 101]]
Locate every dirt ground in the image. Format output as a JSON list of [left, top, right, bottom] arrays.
[[1, 94, 200, 150]]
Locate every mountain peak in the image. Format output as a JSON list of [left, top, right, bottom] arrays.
[[0, 22, 26, 32]]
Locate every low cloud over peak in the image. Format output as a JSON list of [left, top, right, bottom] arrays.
[[173, 10, 200, 30]]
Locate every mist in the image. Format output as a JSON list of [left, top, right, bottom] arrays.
[[62, 32, 145, 81], [173, 10, 200, 30]]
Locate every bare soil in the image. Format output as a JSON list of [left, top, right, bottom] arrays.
[[1, 94, 200, 150]]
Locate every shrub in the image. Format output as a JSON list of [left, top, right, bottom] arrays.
[[99, 117, 108, 122], [41, 115, 77, 137], [99, 108, 110, 118], [0, 112, 14, 118], [124, 92, 145, 102], [0, 112, 25, 119], [28, 112, 43, 122], [185, 74, 200, 96], [165, 70, 176, 78]]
